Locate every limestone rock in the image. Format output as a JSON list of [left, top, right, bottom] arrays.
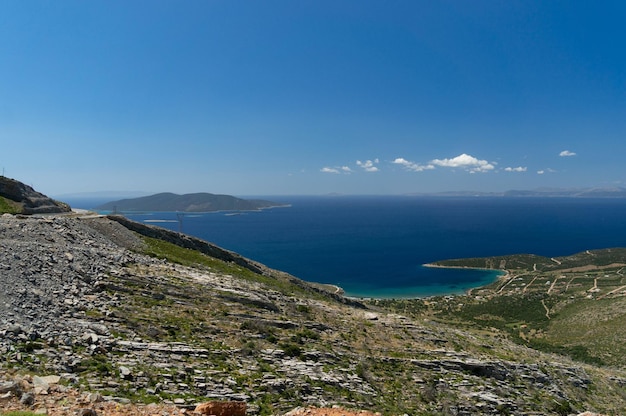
[[20, 392, 35, 405]]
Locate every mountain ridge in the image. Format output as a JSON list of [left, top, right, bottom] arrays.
[[405, 186, 626, 198]]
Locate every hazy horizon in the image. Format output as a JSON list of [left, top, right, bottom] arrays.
[[54, 185, 626, 201]]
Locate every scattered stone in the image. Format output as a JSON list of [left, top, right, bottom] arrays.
[[0, 382, 19, 394], [363, 312, 378, 321], [87, 392, 104, 403], [119, 366, 132, 380]]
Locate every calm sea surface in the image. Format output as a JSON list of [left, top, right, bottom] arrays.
[[74, 196, 626, 298]]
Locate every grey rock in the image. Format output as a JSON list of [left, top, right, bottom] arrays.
[[20, 392, 35, 406], [0, 381, 19, 394], [119, 366, 132, 380]]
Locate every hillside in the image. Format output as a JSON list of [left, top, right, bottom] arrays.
[[426, 249, 626, 367], [0, 176, 71, 214], [1, 213, 625, 415], [96, 192, 282, 212]]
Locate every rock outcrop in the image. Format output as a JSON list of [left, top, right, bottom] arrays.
[[0, 176, 71, 214]]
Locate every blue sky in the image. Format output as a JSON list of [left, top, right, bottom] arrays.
[[1, 1, 625, 196]]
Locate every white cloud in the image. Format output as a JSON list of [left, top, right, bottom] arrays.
[[559, 150, 576, 157], [504, 166, 527, 172], [537, 168, 556, 175], [392, 157, 435, 172], [321, 166, 353, 174], [431, 153, 495, 173], [356, 159, 379, 172]]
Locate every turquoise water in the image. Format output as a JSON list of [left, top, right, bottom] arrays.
[[77, 196, 626, 298]]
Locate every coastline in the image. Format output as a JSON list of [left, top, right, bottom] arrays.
[[97, 204, 291, 216], [423, 262, 509, 279], [337, 264, 508, 300], [422, 263, 510, 296], [423, 262, 505, 272]]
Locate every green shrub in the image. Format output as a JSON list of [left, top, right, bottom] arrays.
[[279, 342, 302, 358], [0, 196, 20, 214]]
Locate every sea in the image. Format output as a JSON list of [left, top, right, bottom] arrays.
[[68, 196, 626, 299]]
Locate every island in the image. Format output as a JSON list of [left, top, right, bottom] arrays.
[[96, 192, 284, 212]]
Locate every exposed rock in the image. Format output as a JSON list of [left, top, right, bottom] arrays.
[[19, 392, 34, 406], [87, 392, 104, 403], [0, 176, 71, 214], [119, 366, 132, 380], [0, 381, 20, 395]]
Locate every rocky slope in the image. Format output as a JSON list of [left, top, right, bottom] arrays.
[[1, 213, 625, 415], [0, 176, 71, 214]]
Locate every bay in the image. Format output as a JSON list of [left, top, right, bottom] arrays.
[[83, 196, 626, 298]]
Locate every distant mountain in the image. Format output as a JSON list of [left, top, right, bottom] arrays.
[[503, 187, 626, 198], [405, 187, 626, 198], [96, 192, 283, 212]]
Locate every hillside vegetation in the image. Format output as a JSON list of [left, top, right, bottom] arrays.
[[1, 213, 626, 415], [426, 249, 626, 367]]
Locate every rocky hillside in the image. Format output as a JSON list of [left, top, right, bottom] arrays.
[[1, 213, 625, 415], [0, 176, 71, 214]]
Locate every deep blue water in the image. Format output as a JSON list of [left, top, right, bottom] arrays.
[[71, 196, 626, 298]]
